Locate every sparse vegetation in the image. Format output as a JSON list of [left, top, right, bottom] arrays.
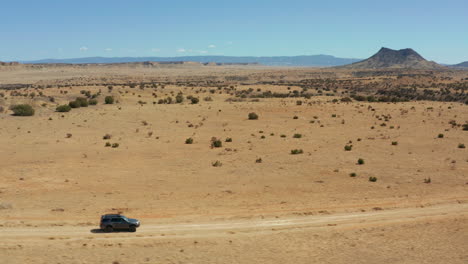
[[56, 105, 71, 112], [458, 143, 466, 149], [344, 145, 353, 151], [185, 138, 193, 144], [11, 104, 35, 116], [248, 112, 259, 120], [357, 158, 365, 165], [212, 160, 222, 167], [105, 96, 114, 104], [291, 149, 304, 155], [369, 176, 377, 182]]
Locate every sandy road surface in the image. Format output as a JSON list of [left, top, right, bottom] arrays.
[[2, 203, 466, 242]]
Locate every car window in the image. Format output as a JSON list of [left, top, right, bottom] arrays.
[[102, 219, 110, 222], [111, 218, 122, 222]]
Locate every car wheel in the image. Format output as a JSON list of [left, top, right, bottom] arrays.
[[129, 225, 136, 232], [104, 226, 113, 233]]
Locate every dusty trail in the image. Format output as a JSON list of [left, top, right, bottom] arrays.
[[1, 203, 466, 242]]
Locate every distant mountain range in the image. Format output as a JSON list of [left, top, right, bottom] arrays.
[[22, 55, 362, 67], [451, 61, 468, 68], [341, 47, 445, 69]]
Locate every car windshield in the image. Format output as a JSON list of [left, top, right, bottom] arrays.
[[121, 216, 129, 221]]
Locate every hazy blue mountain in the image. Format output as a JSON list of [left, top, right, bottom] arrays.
[[22, 55, 361, 67], [451, 61, 468, 68]]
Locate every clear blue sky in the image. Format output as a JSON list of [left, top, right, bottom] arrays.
[[1, 0, 467, 64]]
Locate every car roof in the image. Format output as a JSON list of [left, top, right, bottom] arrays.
[[102, 214, 124, 218]]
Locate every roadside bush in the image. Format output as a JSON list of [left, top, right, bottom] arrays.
[[10, 104, 35, 116], [105, 96, 114, 104], [248, 112, 258, 120], [291, 149, 304, 155], [56, 105, 71, 112]]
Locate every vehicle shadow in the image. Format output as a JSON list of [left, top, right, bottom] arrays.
[[90, 229, 132, 234]]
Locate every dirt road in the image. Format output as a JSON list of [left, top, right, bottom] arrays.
[[2, 202, 466, 242]]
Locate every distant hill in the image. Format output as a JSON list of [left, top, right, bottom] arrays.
[[341, 47, 445, 69], [22, 55, 361, 67], [451, 61, 468, 68]]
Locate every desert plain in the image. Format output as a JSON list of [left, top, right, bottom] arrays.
[[0, 63, 467, 263]]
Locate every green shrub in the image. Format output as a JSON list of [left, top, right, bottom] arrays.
[[103, 134, 112, 140], [391, 141, 398, 146], [225, 137, 232, 142], [293, 134, 302, 138], [280, 134, 286, 138], [438, 134, 444, 138], [291, 149, 304, 155], [56, 105, 71, 112], [463, 124, 468, 131], [349, 172, 357, 177], [293, 115, 298, 119], [458, 143, 466, 149], [424, 178, 431, 184], [190, 97, 199, 104], [357, 158, 365, 165], [111, 143, 119, 148], [185, 138, 193, 144], [89, 99, 98, 105], [176, 93, 184, 103], [105, 142, 111, 147], [211, 138, 222, 148], [11, 104, 35, 116], [344, 145, 352, 151], [105, 96, 114, 104], [369, 176, 377, 182], [248, 112, 258, 120], [69, 100, 81, 108], [75, 97, 88, 107], [331, 114, 337, 118], [256, 158, 262, 163]]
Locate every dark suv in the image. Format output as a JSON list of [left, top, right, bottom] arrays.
[[100, 214, 140, 232]]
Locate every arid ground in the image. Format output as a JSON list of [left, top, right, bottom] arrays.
[[0, 64, 467, 264]]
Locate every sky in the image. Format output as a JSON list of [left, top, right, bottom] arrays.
[[1, 0, 467, 64]]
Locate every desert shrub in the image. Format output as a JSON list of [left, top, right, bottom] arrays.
[[185, 138, 193, 144], [105, 142, 111, 147], [66, 133, 72, 138], [293, 134, 302, 138], [260, 135, 266, 139], [291, 149, 304, 155], [89, 99, 98, 105], [293, 115, 298, 119], [190, 97, 199, 104], [0, 106, 4, 113], [69, 100, 81, 108], [344, 145, 352, 151], [369, 176, 377, 182], [103, 134, 112, 140], [357, 158, 365, 165], [248, 112, 258, 120], [176, 93, 184, 103], [212, 160, 222, 167], [105, 96, 114, 104], [204, 96, 213, 101], [75, 97, 88, 107], [10, 104, 35, 116], [280, 134, 286, 138], [112, 143, 119, 148], [56, 105, 71, 112], [211, 138, 222, 148], [296, 100, 302, 106], [341, 97, 352, 102], [424, 177, 431, 184], [463, 124, 468, 131], [349, 172, 357, 177], [331, 114, 337, 118], [391, 141, 398, 146], [225, 137, 232, 142], [458, 143, 466, 149], [256, 158, 262, 163]]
